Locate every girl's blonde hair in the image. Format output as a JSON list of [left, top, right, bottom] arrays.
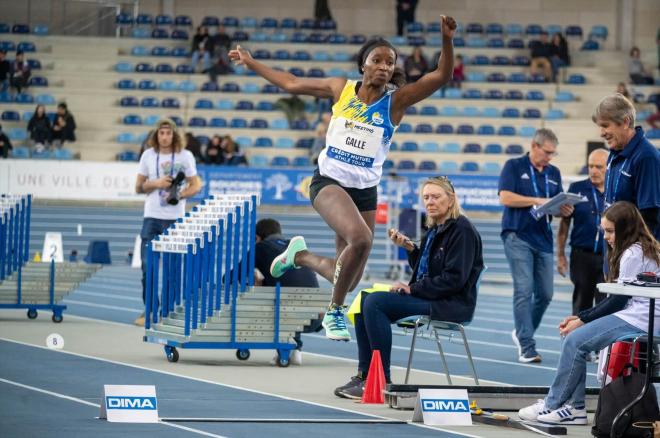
[[420, 176, 461, 227]]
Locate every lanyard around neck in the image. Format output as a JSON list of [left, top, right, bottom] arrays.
[[591, 186, 603, 253], [156, 150, 175, 179], [605, 154, 628, 204]]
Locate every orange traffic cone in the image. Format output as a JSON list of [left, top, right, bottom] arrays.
[[361, 349, 386, 404]]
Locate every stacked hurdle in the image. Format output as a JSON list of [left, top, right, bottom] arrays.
[[143, 193, 331, 366], [0, 194, 101, 322]]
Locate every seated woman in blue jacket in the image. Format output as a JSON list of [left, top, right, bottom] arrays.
[[335, 176, 484, 399]]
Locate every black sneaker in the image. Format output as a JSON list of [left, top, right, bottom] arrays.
[[334, 375, 364, 398]]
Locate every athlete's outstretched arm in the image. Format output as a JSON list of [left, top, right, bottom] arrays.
[[391, 15, 456, 120], [229, 45, 346, 101]]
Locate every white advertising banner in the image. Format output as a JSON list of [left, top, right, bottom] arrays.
[[0, 160, 144, 201]]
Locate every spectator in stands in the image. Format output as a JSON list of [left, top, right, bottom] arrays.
[[0, 123, 12, 159], [499, 128, 574, 363], [549, 33, 570, 82], [314, 0, 333, 22], [404, 46, 429, 83], [254, 218, 322, 366], [628, 47, 654, 85], [207, 53, 233, 84], [448, 54, 465, 89], [646, 93, 660, 129], [0, 50, 10, 92], [27, 104, 52, 150], [211, 25, 232, 59], [592, 94, 660, 239], [184, 132, 203, 163], [396, 0, 418, 36], [222, 136, 248, 166], [335, 176, 484, 398], [229, 16, 457, 342], [50, 103, 76, 148], [191, 26, 212, 73], [556, 149, 608, 314], [204, 135, 224, 165], [310, 112, 331, 165], [519, 201, 660, 425], [276, 94, 306, 124], [615, 82, 631, 101], [9, 50, 30, 94], [529, 32, 553, 82], [134, 118, 201, 326]]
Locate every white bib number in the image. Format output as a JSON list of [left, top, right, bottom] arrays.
[[325, 117, 384, 168]]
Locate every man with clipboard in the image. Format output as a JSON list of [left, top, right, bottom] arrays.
[[498, 129, 574, 363]]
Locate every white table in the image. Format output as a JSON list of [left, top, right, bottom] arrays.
[[597, 282, 659, 437]]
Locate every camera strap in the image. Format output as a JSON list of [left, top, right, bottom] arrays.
[[156, 150, 176, 179]]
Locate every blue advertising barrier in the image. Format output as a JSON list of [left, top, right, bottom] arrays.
[[195, 166, 502, 212]]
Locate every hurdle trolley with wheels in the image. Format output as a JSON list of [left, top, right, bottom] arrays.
[[143, 193, 329, 366]]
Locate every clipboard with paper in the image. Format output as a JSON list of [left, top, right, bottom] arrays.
[[530, 192, 587, 220]]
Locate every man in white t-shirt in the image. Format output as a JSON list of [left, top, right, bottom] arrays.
[[134, 119, 201, 326]]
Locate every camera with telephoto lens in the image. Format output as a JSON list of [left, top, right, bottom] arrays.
[[166, 171, 186, 205]]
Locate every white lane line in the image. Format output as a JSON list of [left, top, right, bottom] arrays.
[[0, 377, 228, 438], [0, 337, 481, 438], [62, 299, 142, 313], [74, 291, 143, 302]]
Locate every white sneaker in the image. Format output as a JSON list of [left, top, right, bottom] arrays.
[[518, 399, 551, 421], [511, 329, 522, 357], [537, 404, 588, 425]]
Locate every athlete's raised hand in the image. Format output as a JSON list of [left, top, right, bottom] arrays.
[[441, 15, 457, 38], [228, 45, 252, 66]]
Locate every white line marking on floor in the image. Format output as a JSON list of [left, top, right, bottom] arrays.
[[0, 337, 481, 438], [62, 299, 142, 312], [0, 377, 228, 438]]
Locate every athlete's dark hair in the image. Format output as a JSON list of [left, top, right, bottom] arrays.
[[356, 38, 406, 88]]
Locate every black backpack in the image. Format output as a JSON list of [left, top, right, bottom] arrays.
[[592, 365, 659, 438]]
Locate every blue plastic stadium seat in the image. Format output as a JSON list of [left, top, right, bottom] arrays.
[[484, 143, 503, 154], [508, 72, 527, 83], [296, 138, 314, 149], [646, 129, 660, 139], [168, 116, 183, 127], [487, 72, 506, 83], [497, 126, 516, 136], [11, 146, 30, 158], [123, 114, 142, 125], [505, 90, 523, 100], [15, 93, 34, 104], [234, 100, 253, 111], [137, 79, 155, 90], [486, 23, 503, 34], [116, 12, 133, 25], [279, 17, 297, 29], [440, 142, 459, 154], [195, 135, 209, 146], [513, 56, 530, 66], [482, 107, 500, 118], [131, 28, 150, 38], [118, 132, 137, 143], [274, 138, 294, 148], [545, 24, 563, 36], [120, 96, 139, 107], [414, 124, 433, 134], [140, 97, 159, 107], [472, 55, 489, 65], [457, 124, 475, 135], [0, 41, 16, 52], [254, 137, 273, 147], [117, 150, 139, 161], [262, 84, 280, 93], [382, 159, 394, 171], [466, 72, 486, 82], [589, 25, 608, 40], [487, 38, 504, 48], [22, 111, 33, 121], [232, 137, 250, 148], [545, 109, 565, 120], [290, 156, 310, 167], [525, 24, 543, 35], [418, 106, 437, 116], [288, 67, 305, 77], [401, 141, 419, 152], [241, 17, 258, 29], [526, 90, 545, 101], [196, 82, 216, 92], [188, 117, 206, 127], [519, 126, 537, 137], [271, 119, 289, 130], [523, 108, 542, 119], [172, 47, 189, 57], [554, 91, 575, 102], [213, 99, 231, 110], [492, 55, 510, 65], [502, 108, 520, 118], [477, 125, 495, 135], [440, 106, 459, 117], [17, 41, 36, 52], [291, 120, 310, 130], [566, 74, 586, 84], [505, 144, 524, 154], [230, 118, 248, 129], [420, 142, 440, 152], [171, 29, 188, 40], [271, 156, 290, 167], [254, 101, 274, 111], [259, 17, 278, 29], [1, 110, 19, 121], [418, 160, 437, 171], [143, 115, 159, 126], [250, 118, 269, 129], [398, 123, 413, 133], [436, 124, 454, 134], [463, 143, 481, 153], [581, 40, 600, 51], [274, 50, 290, 60], [136, 13, 153, 26], [292, 50, 311, 61], [117, 78, 136, 90], [253, 49, 271, 60], [397, 160, 416, 170], [466, 23, 483, 34], [444, 88, 463, 99], [0, 23, 9, 33], [482, 162, 502, 174], [463, 107, 481, 117], [219, 82, 238, 93], [162, 98, 180, 108], [565, 25, 583, 38], [439, 161, 460, 174], [485, 90, 503, 100], [115, 62, 133, 73], [460, 161, 480, 172], [208, 117, 226, 128], [307, 68, 325, 78], [35, 93, 54, 105], [155, 63, 173, 73], [155, 14, 173, 26], [174, 64, 193, 74], [232, 31, 249, 42], [33, 24, 49, 36], [175, 15, 192, 27], [327, 33, 347, 44], [505, 23, 523, 35], [221, 16, 238, 27], [135, 63, 154, 73], [529, 74, 547, 83], [159, 80, 177, 91], [151, 28, 168, 39], [249, 155, 268, 167], [507, 39, 524, 49], [350, 34, 367, 45], [406, 21, 424, 33]]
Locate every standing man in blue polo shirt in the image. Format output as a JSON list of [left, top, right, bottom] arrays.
[[592, 94, 660, 239], [499, 129, 574, 363], [556, 149, 608, 314]]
